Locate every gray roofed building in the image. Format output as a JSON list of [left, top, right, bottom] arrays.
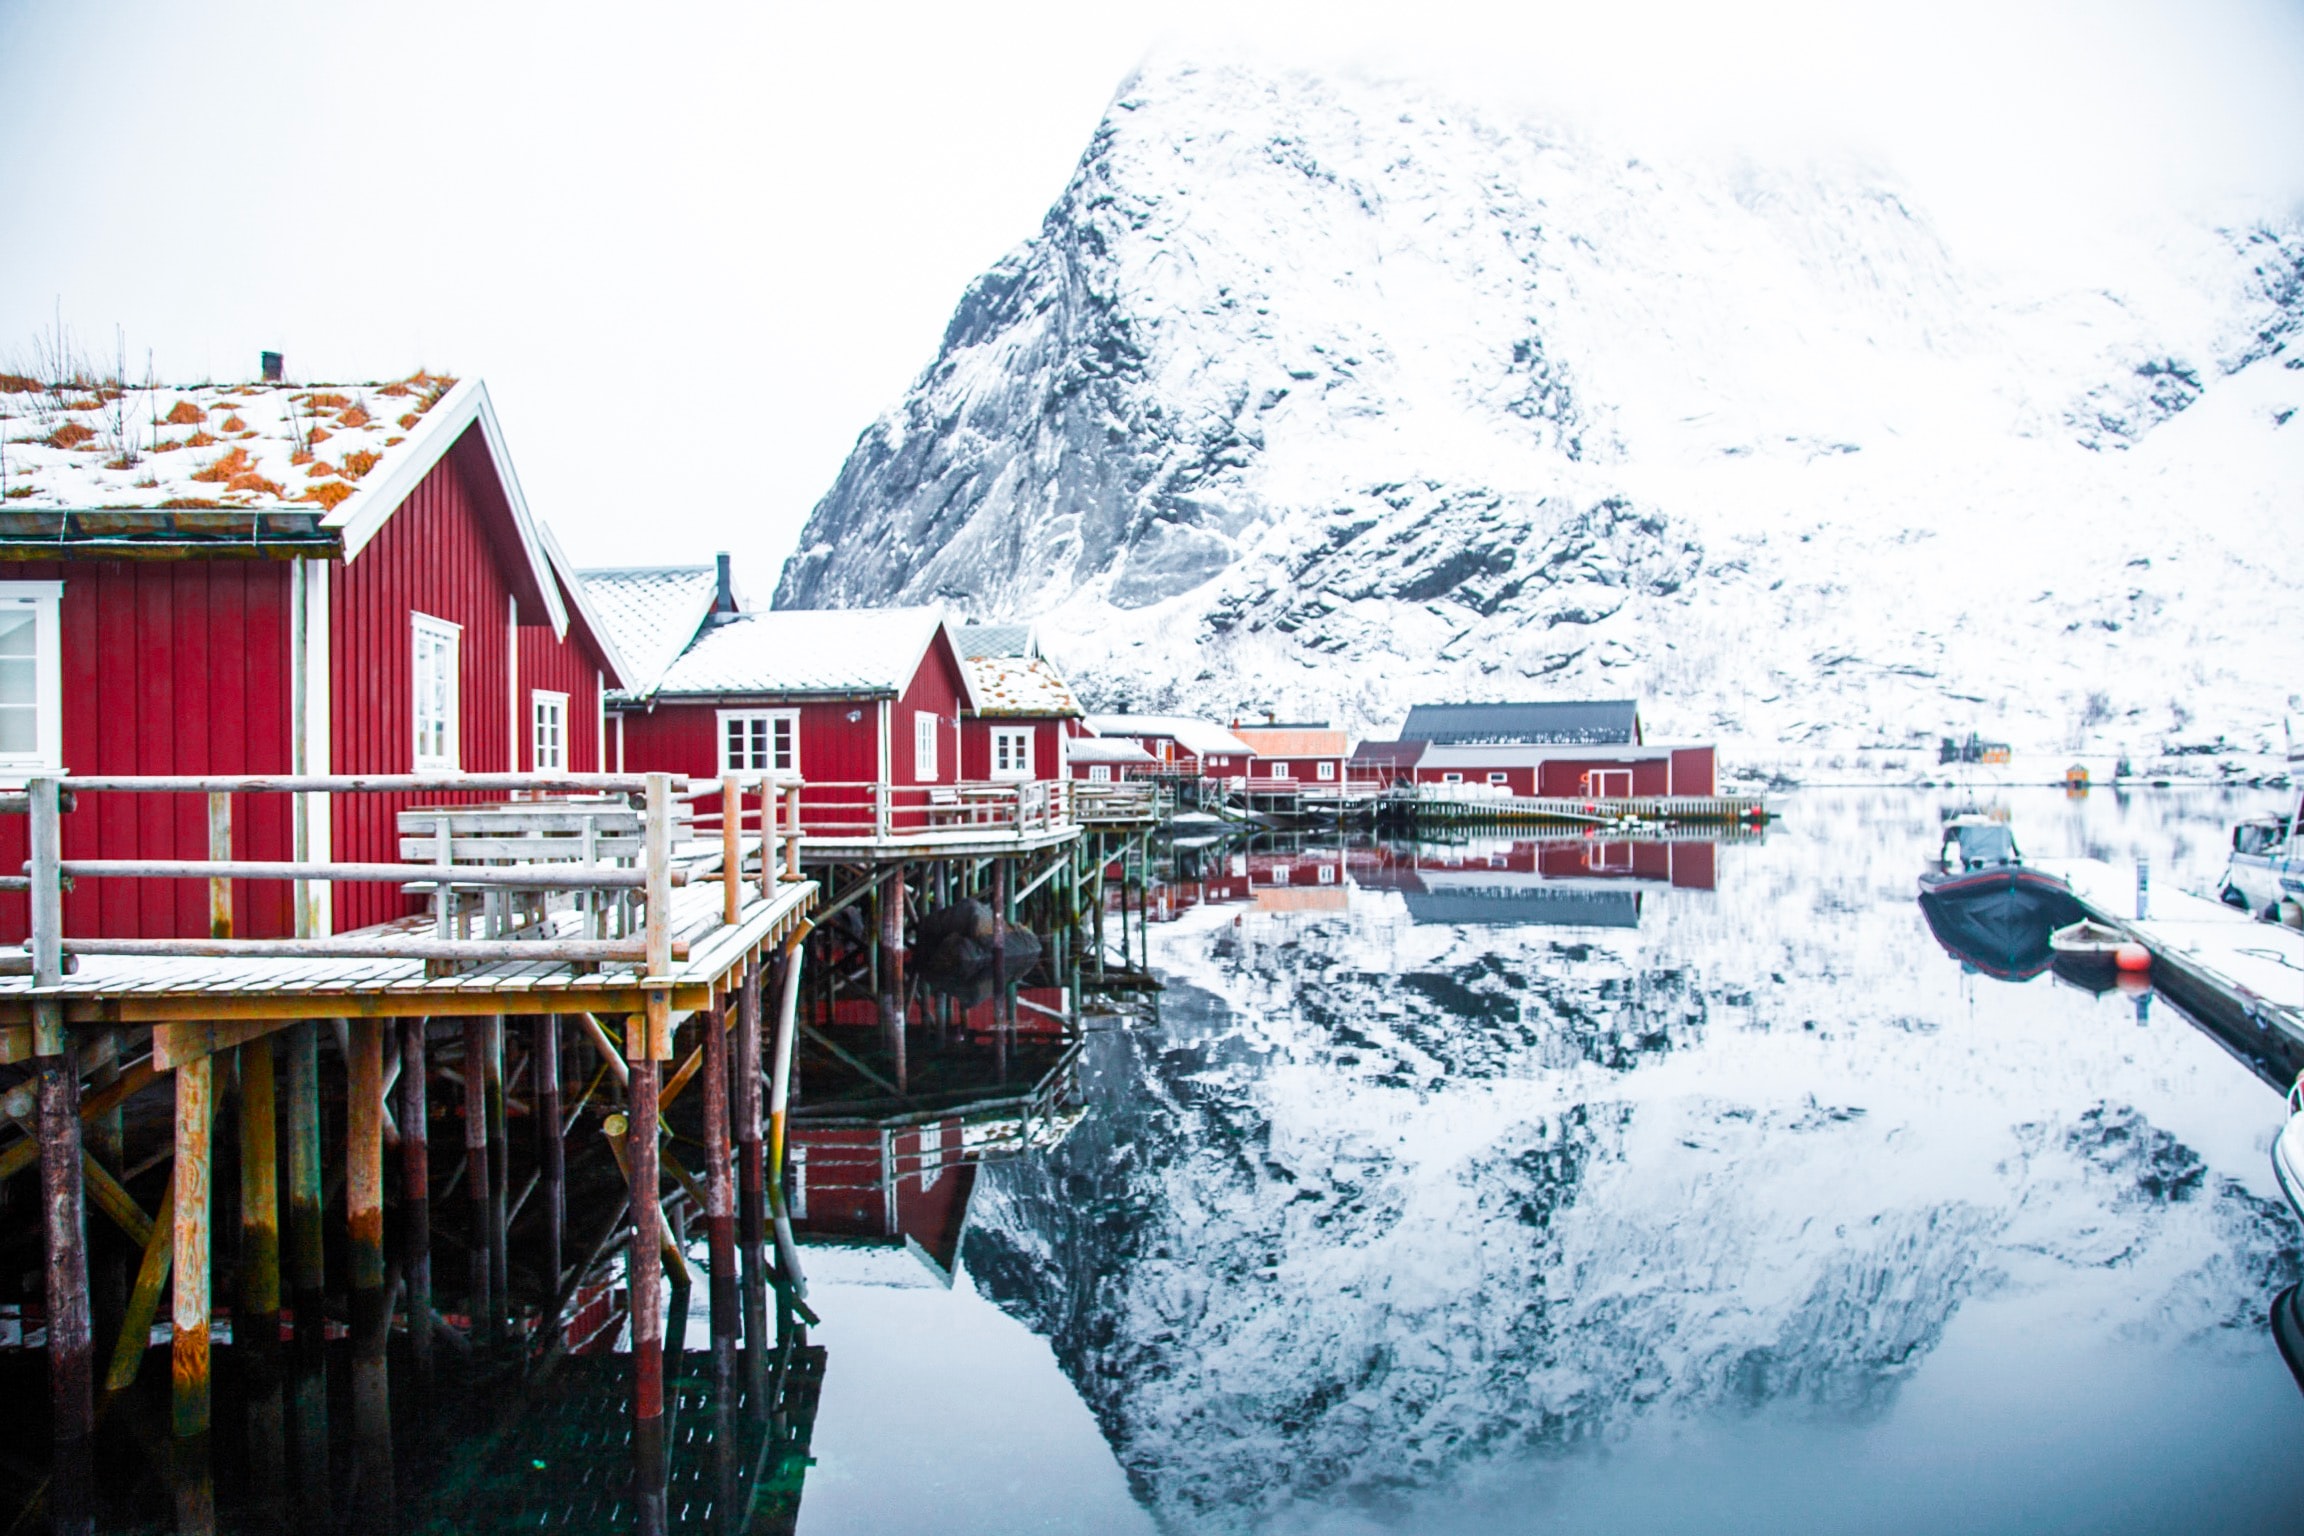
[[652, 607, 969, 702], [955, 623, 1037, 660], [577, 565, 721, 699], [1399, 700, 1642, 746]]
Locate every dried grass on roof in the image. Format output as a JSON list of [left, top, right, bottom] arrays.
[[163, 399, 204, 425]]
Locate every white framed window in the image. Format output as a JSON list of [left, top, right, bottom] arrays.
[[719, 709, 797, 776], [1267, 761, 1286, 777], [1317, 761, 1336, 781], [1317, 863, 1335, 884], [0, 581, 62, 774], [1442, 772, 1464, 784], [1488, 771, 1509, 785], [914, 710, 939, 780], [532, 690, 568, 771], [990, 727, 1033, 780], [1088, 764, 1111, 783], [411, 613, 461, 771]]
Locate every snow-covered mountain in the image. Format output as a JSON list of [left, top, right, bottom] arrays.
[[958, 793, 2299, 1531], [774, 60, 2304, 767]]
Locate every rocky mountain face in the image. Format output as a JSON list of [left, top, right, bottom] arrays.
[[957, 796, 2299, 1530], [774, 60, 2304, 764]]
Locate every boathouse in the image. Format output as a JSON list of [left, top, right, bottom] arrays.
[[0, 371, 627, 939], [1396, 700, 1716, 798], [1068, 735, 1157, 782], [953, 624, 1086, 785], [1348, 737, 1426, 790], [1233, 722, 1350, 794]]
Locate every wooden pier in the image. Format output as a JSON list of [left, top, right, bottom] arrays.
[[0, 770, 817, 1535], [1392, 789, 1770, 828]]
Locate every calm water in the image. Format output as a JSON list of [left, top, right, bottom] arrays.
[[799, 788, 2304, 1536]]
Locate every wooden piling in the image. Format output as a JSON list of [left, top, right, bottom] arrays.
[[735, 960, 768, 1401], [485, 1016, 509, 1331], [347, 1021, 386, 1336], [400, 1018, 432, 1377], [991, 859, 1010, 1026], [172, 1051, 213, 1442], [462, 1017, 494, 1347], [37, 1023, 96, 1452], [702, 992, 738, 1361], [536, 1013, 564, 1338], [284, 1022, 325, 1357], [237, 1039, 281, 1357], [627, 1056, 668, 1532]]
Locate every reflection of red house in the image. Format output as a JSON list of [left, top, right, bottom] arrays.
[[789, 1119, 976, 1284]]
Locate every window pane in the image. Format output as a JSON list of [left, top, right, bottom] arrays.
[[0, 613, 33, 657], [0, 705, 31, 754], [0, 656, 34, 706]]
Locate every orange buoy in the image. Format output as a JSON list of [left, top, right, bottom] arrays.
[[2114, 943, 2151, 973]]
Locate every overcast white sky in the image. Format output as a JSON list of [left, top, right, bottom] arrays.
[[3, 0, 2300, 593]]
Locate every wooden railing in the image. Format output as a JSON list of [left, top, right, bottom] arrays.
[[7, 772, 809, 980], [1071, 780, 1166, 823], [788, 779, 1075, 840]]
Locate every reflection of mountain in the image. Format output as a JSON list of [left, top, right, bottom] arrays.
[[964, 798, 2301, 1533]]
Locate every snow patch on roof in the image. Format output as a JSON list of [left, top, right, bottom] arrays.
[[0, 373, 457, 512], [965, 654, 1081, 718], [656, 608, 949, 698], [578, 566, 719, 698], [1069, 736, 1157, 764], [1088, 714, 1255, 757], [1235, 726, 1349, 757]]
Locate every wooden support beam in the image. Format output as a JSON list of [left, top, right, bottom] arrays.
[[37, 1015, 96, 1454], [767, 929, 809, 1300], [172, 1051, 214, 1442], [80, 1150, 153, 1249], [400, 1018, 432, 1379], [0, 1053, 160, 1184], [642, 773, 673, 1062], [462, 1017, 494, 1348], [104, 1181, 174, 1395], [701, 993, 737, 1352], [535, 1014, 564, 1339], [284, 1023, 324, 1358], [576, 1012, 632, 1088], [238, 1039, 280, 1356], [347, 1020, 386, 1335], [485, 1016, 509, 1331], [625, 1056, 670, 1533], [722, 776, 743, 927], [735, 960, 768, 1395]]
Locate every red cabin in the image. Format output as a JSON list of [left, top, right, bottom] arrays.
[[1081, 714, 1254, 783], [582, 561, 982, 839], [0, 372, 626, 939], [953, 624, 1086, 787], [1233, 723, 1349, 795], [1393, 700, 1716, 799]]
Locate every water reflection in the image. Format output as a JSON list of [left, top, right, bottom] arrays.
[[956, 789, 2304, 1535]]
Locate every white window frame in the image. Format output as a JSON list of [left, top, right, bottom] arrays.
[[914, 710, 939, 781], [718, 708, 798, 777], [1442, 772, 1464, 784], [989, 726, 1033, 781], [1267, 761, 1287, 778], [1317, 760, 1336, 781], [1088, 764, 1111, 783], [1488, 771, 1509, 786], [411, 612, 461, 772], [532, 689, 569, 771], [0, 581, 63, 776]]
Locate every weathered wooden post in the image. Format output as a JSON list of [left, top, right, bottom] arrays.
[[766, 928, 810, 1321], [535, 1013, 564, 1341], [172, 1048, 214, 1444], [735, 959, 768, 1404], [238, 1040, 281, 1352], [701, 989, 739, 1375], [630, 771, 676, 1532], [723, 775, 742, 926], [347, 1018, 394, 1519], [30, 776, 95, 1532], [991, 859, 1009, 1026], [485, 1017, 509, 1329], [400, 1019, 432, 1379], [284, 1022, 325, 1354], [462, 1017, 494, 1347]]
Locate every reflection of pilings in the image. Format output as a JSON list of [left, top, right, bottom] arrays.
[[628, 1056, 669, 1536], [536, 1013, 564, 1341], [401, 1019, 432, 1380], [462, 1017, 494, 1348]]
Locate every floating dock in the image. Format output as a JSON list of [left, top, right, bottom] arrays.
[[2036, 857, 2304, 1055]]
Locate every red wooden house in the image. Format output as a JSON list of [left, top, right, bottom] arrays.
[[953, 624, 1086, 785], [1396, 701, 1715, 798], [0, 370, 627, 939], [1232, 723, 1349, 793], [581, 561, 980, 838], [1081, 714, 1254, 783]]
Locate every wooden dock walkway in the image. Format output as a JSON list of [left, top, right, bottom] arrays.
[[2036, 857, 2304, 1052], [1396, 790, 1769, 827]]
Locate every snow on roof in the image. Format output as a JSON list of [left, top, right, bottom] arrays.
[[965, 653, 1081, 718], [1401, 700, 1642, 746], [0, 373, 456, 514], [1087, 714, 1255, 757], [955, 623, 1036, 660], [537, 527, 636, 693], [578, 566, 720, 698], [1234, 725, 1349, 757], [654, 608, 960, 700], [1069, 736, 1156, 764]]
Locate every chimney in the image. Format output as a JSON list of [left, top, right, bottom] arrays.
[[713, 552, 735, 614], [260, 351, 284, 383]]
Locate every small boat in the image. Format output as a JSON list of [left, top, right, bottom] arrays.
[[2273, 1077, 2304, 1226], [2271, 1283, 2304, 1399], [1917, 814, 2085, 981]]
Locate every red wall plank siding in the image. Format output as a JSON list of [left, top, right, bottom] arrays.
[[961, 717, 1068, 782], [517, 620, 604, 773], [0, 560, 295, 942], [329, 429, 526, 932], [1669, 747, 1716, 797]]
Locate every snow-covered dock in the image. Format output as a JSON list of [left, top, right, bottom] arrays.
[[2036, 857, 2304, 1052], [1402, 791, 1767, 828]]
